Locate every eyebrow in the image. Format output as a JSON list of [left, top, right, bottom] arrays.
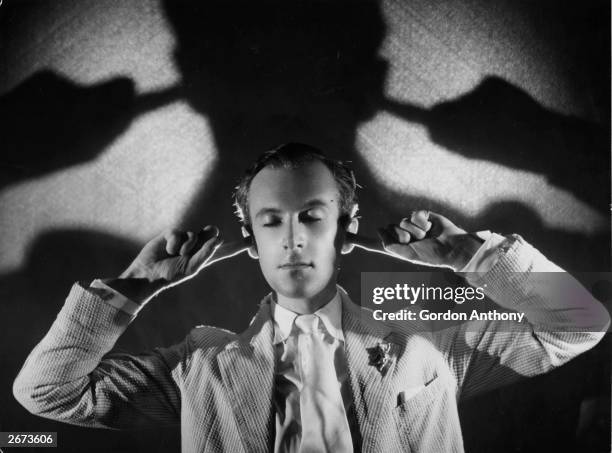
[[254, 198, 332, 220]]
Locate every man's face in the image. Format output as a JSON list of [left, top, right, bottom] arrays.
[[248, 161, 345, 300]]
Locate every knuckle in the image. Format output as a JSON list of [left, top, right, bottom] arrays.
[[413, 230, 426, 239], [396, 229, 410, 242]]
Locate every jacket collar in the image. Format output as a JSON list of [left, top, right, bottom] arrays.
[[270, 290, 344, 344]]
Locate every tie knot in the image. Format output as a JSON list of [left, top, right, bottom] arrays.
[[294, 314, 319, 334]]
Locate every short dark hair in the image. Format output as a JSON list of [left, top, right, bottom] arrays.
[[234, 143, 358, 227]]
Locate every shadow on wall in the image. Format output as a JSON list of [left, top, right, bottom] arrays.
[[382, 76, 610, 213], [0, 71, 179, 189], [1, 0, 609, 452]]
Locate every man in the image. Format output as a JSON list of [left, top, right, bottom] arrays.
[[13, 143, 610, 452]]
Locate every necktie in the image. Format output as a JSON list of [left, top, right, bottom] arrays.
[[294, 314, 352, 453]]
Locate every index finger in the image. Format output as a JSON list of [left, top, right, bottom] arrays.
[[345, 232, 388, 255], [206, 238, 251, 265]]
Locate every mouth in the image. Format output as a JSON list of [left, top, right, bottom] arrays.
[[278, 262, 313, 269]]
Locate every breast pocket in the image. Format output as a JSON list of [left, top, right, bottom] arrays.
[[393, 375, 462, 452], [396, 375, 444, 412]]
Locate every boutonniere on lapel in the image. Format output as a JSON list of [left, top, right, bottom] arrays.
[[367, 342, 392, 376]]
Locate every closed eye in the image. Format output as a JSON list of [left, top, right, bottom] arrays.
[[301, 215, 321, 223], [300, 209, 325, 223], [262, 216, 282, 228], [262, 218, 282, 227]]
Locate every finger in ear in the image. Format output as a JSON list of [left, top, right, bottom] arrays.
[[341, 243, 354, 255], [239, 226, 258, 259], [247, 242, 259, 259], [341, 215, 359, 255], [341, 231, 356, 255], [190, 233, 224, 271]]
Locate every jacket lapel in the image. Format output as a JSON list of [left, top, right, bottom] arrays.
[[217, 299, 276, 453], [340, 290, 402, 453]]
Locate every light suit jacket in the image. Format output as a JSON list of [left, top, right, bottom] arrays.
[[13, 236, 610, 452]]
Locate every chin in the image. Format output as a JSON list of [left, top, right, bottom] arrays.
[[275, 283, 315, 300], [272, 277, 325, 300], [263, 266, 337, 301]]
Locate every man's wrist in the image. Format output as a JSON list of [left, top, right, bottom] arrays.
[[449, 233, 487, 271], [99, 278, 166, 306]]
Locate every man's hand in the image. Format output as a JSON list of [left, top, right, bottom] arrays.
[[377, 210, 482, 271], [346, 210, 484, 271], [103, 226, 249, 304], [120, 226, 223, 283]]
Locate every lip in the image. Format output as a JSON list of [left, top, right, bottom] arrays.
[[278, 262, 313, 269]]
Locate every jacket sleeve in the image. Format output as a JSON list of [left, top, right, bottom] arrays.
[[13, 283, 186, 429], [433, 235, 610, 400]]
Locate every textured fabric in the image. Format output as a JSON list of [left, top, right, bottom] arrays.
[[13, 236, 610, 453]]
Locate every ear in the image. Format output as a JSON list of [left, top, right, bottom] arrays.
[[241, 226, 259, 259], [341, 215, 359, 255]]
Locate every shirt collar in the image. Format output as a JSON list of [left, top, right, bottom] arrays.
[[271, 289, 344, 344]]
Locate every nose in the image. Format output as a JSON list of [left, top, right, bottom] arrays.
[[282, 218, 305, 250]]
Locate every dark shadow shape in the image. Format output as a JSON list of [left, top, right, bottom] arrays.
[[161, 0, 389, 235], [381, 76, 610, 212], [0, 70, 180, 188]]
